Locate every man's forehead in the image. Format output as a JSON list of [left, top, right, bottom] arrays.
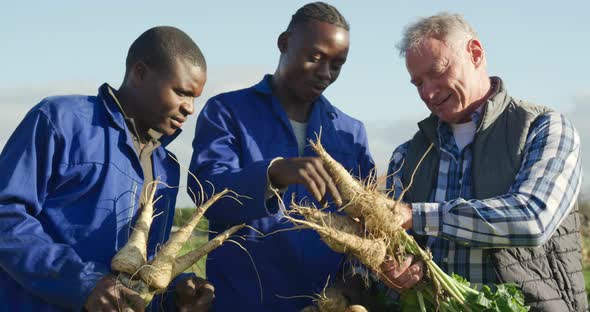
[[169, 57, 202, 74], [166, 58, 206, 89], [405, 41, 441, 77], [292, 22, 349, 53], [185, 64, 206, 87]]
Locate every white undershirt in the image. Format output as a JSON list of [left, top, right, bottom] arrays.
[[449, 106, 484, 152], [450, 121, 477, 152], [263, 119, 308, 203], [289, 119, 308, 156]]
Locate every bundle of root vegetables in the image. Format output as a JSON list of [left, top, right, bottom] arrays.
[[288, 139, 529, 312], [110, 181, 244, 305]]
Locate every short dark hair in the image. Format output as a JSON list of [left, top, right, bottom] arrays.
[[125, 26, 206, 74], [287, 2, 349, 31]]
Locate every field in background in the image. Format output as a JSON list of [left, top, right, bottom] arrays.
[[173, 208, 209, 277]]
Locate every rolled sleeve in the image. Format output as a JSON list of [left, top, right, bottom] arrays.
[[411, 202, 443, 236]]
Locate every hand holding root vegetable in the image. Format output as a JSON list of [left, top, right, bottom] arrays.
[[175, 276, 215, 312], [103, 181, 244, 307], [268, 157, 343, 206], [378, 256, 424, 291], [84, 273, 145, 312], [285, 137, 529, 312]]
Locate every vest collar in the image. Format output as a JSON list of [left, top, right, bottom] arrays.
[[477, 77, 510, 132]]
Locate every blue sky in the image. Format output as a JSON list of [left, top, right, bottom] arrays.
[[1, 1, 589, 206]]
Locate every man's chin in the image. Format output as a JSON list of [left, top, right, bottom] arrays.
[[301, 88, 324, 102], [155, 126, 176, 137]]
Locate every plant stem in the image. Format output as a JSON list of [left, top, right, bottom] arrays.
[[417, 291, 427, 312]]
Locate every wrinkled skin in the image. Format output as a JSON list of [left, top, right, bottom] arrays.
[[406, 37, 489, 124], [378, 255, 424, 292]]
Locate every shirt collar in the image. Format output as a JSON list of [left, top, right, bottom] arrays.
[[253, 74, 274, 95], [476, 76, 507, 132], [107, 86, 164, 143], [437, 106, 483, 130], [99, 83, 127, 131]]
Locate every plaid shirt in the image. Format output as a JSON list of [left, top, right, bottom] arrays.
[[386, 109, 582, 285]]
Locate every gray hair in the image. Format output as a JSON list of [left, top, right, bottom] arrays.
[[397, 12, 478, 57]]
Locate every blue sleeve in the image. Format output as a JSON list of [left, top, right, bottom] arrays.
[[188, 98, 278, 225], [0, 109, 109, 310]]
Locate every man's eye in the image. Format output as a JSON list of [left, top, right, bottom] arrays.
[[175, 90, 189, 97]]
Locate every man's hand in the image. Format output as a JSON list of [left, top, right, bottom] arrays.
[[268, 157, 342, 206], [377, 256, 424, 291], [399, 202, 413, 230], [84, 274, 144, 312], [176, 276, 214, 312]]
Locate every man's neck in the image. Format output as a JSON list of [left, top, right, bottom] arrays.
[[459, 76, 493, 123], [110, 87, 150, 143], [270, 75, 313, 123], [478, 76, 494, 105]]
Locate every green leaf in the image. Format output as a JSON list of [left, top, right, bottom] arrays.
[[451, 273, 471, 287]]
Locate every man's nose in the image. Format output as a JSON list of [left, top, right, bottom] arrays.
[[421, 81, 438, 103], [316, 62, 331, 81], [182, 99, 195, 115]]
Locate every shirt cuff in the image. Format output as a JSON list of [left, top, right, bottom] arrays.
[[411, 202, 442, 236], [264, 157, 287, 215], [265, 157, 287, 199]]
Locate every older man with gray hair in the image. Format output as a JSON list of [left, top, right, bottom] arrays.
[[380, 12, 587, 311]]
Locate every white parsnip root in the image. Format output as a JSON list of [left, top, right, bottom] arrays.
[[139, 189, 231, 289], [171, 224, 244, 278], [309, 138, 404, 238], [282, 137, 406, 272], [285, 205, 386, 271], [111, 182, 243, 305], [111, 182, 158, 275]]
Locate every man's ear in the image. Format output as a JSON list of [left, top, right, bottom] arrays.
[[467, 39, 485, 68], [128, 61, 149, 86], [277, 31, 290, 53]]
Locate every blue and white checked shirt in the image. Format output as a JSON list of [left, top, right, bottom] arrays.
[[386, 109, 582, 285]]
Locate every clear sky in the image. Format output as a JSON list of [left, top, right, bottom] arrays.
[[1, 1, 589, 207]]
